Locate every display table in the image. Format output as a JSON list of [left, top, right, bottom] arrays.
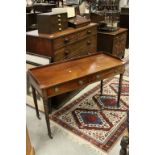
[[27, 53, 125, 138]]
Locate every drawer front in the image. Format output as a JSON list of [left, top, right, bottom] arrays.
[[112, 32, 127, 59], [90, 66, 125, 82], [53, 25, 97, 50], [53, 35, 97, 62], [47, 76, 90, 97], [46, 66, 125, 97]]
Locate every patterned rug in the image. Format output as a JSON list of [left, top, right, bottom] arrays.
[[50, 76, 129, 152]]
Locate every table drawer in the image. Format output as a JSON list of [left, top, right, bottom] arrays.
[[91, 66, 125, 82], [53, 35, 97, 62], [46, 66, 125, 97], [47, 76, 90, 97], [53, 25, 97, 50]]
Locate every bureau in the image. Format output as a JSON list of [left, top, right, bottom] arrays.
[[26, 23, 97, 62], [27, 53, 125, 138], [97, 28, 127, 59]]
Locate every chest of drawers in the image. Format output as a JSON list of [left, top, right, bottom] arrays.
[[97, 28, 127, 59], [26, 23, 97, 62], [37, 12, 68, 34]]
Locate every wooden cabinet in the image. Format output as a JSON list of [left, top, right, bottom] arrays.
[[97, 28, 127, 59], [26, 23, 97, 62]]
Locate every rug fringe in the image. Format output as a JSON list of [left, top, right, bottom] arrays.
[[51, 120, 109, 155]]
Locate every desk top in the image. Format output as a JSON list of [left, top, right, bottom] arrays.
[[28, 53, 125, 89]]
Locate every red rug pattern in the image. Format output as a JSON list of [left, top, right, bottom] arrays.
[[50, 77, 129, 152]]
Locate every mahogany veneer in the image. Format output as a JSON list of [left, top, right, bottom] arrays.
[[27, 53, 125, 138]]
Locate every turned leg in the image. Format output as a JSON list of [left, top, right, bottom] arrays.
[[31, 86, 41, 119], [120, 136, 129, 155], [43, 98, 53, 139], [100, 80, 103, 96], [117, 73, 123, 107]]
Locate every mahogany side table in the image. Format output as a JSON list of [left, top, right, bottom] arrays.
[[27, 53, 125, 138]]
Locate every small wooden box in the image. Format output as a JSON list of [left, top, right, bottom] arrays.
[[37, 12, 68, 34], [68, 16, 90, 28]]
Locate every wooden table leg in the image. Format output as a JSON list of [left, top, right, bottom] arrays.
[[117, 73, 123, 107], [43, 98, 53, 139], [120, 136, 129, 155], [100, 80, 103, 95], [32, 86, 41, 119]]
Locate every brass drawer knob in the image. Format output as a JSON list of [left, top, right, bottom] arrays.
[[58, 19, 61, 21], [96, 74, 100, 79], [54, 87, 59, 92], [64, 38, 69, 43], [58, 23, 62, 26], [57, 15, 61, 18], [59, 28, 62, 31], [79, 80, 83, 85], [87, 40, 91, 45], [87, 30, 91, 34], [64, 50, 70, 55]]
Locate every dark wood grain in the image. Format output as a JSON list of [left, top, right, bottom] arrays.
[[26, 23, 97, 60]]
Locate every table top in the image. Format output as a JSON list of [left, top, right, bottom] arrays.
[[28, 53, 125, 89], [26, 23, 97, 39], [98, 28, 127, 35]]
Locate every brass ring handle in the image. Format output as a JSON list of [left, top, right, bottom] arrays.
[[79, 80, 83, 85], [96, 74, 100, 79], [54, 87, 59, 92]]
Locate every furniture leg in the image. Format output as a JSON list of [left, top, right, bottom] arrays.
[[32, 86, 41, 119], [100, 80, 103, 95], [43, 98, 53, 139], [117, 73, 123, 107], [120, 136, 129, 155]]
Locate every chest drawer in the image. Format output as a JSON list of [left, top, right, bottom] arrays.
[[53, 26, 97, 50], [53, 35, 97, 62]]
